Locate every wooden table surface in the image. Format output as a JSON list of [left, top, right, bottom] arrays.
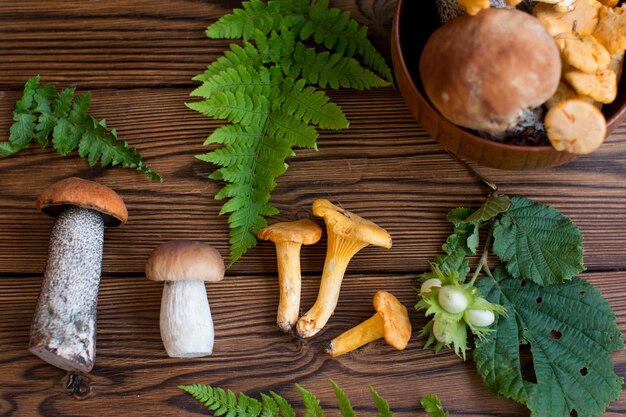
[[0, 1, 624, 416]]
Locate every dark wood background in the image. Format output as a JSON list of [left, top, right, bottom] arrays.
[[0, 1, 624, 416]]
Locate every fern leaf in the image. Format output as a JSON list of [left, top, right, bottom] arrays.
[[195, 43, 265, 82], [330, 380, 356, 417], [204, 124, 263, 146], [277, 77, 349, 129], [207, 0, 283, 40], [290, 43, 390, 90], [260, 394, 279, 417], [188, 91, 270, 127], [369, 386, 394, 417], [303, 0, 392, 82], [191, 66, 275, 98], [270, 392, 296, 417], [1, 76, 161, 181], [267, 112, 318, 149], [192, 1, 392, 262], [296, 385, 324, 417]]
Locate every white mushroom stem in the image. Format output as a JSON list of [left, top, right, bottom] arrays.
[[160, 280, 214, 358], [296, 237, 368, 338], [29, 207, 104, 373]]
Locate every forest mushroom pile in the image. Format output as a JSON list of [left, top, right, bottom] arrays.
[[427, 0, 625, 154]]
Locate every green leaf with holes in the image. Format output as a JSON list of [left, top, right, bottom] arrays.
[[473, 266, 624, 417], [493, 196, 584, 285]]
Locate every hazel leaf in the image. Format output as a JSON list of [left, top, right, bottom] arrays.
[[474, 266, 624, 417], [492, 196, 584, 285], [464, 195, 511, 223]]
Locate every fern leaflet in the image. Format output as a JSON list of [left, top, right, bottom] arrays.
[[191, 0, 392, 262], [1, 75, 161, 182], [181, 381, 430, 417]]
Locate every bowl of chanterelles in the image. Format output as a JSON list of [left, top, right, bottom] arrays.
[[392, 0, 626, 170]]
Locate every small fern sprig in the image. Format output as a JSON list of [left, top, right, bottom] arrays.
[[190, 0, 392, 263], [180, 380, 449, 416], [0, 75, 161, 182], [180, 380, 393, 417]]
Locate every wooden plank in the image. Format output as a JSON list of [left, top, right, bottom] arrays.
[[1, 88, 626, 274], [0, 0, 394, 89], [0, 272, 624, 416]]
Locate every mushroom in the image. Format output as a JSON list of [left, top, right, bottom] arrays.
[[145, 241, 224, 358], [564, 67, 617, 103], [325, 291, 411, 357], [533, 0, 602, 37], [420, 8, 561, 133], [29, 177, 128, 373], [555, 33, 611, 73], [593, 4, 626, 55], [545, 98, 607, 154], [296, 199, 391, 338], [257, 219, 322, 333]]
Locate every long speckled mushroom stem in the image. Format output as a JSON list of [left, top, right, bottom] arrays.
[[29, 177, 127, 373]]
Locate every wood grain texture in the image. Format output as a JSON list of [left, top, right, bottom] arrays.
[[0, 0, 624, 416], [0, 272, 624, 416]]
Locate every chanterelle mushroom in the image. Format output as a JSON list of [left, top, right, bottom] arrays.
[[326, 291, 411, 357], [145, 241, 224, 358], [257, 219, 322, 333], [296, 200, 392, 338], [545, 98, 607, 154], [29, 177, 128, 373]]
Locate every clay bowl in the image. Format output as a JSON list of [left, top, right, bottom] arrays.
[[391, 0, 626, 170]]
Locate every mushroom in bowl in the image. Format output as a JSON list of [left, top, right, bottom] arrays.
[[391, 0, 626, 170]]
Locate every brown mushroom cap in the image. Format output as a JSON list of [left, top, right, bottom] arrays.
[[420, 8, 561, 133], [257, 219, 322, 245], [37, 177, 128, 226], [145, 241, 225, 283], [312, 199, 392, 249], [373, 291, 412, 350]]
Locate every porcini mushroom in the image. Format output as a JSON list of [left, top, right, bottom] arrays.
[[257, 219, 322, 333], [29, 177, 128, 373], [420, 8, 561, 133], [296, 200, 391, 338], [145, 241, 224, 358], [326, 291, 411, 357]]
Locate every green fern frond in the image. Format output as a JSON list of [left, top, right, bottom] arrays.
[[188, 91, 270, 126], [290, 42, 390, 89], [277, 78, 349, 129], [195, 43, 266, 82], [207, 0, 284, 40], [330, 380, 356, 417], [295, 385, 323, 417], [191, 0, 392, 262], [179, 384, 265, 417], [1, 75, 161, 181], [369, 386, 394, 417], [191, 66, 275, 98], [271, 392, 296, 417], [181, 381, 429, 417], [302, 0, 392, 82]]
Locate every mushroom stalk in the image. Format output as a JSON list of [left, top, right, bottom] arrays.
[[29, 207, 104, 373], [326, 313, 385, 357], [161, 280, 214, 358], [296, 237, 367, 338], [275, 241, 303, 332]]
